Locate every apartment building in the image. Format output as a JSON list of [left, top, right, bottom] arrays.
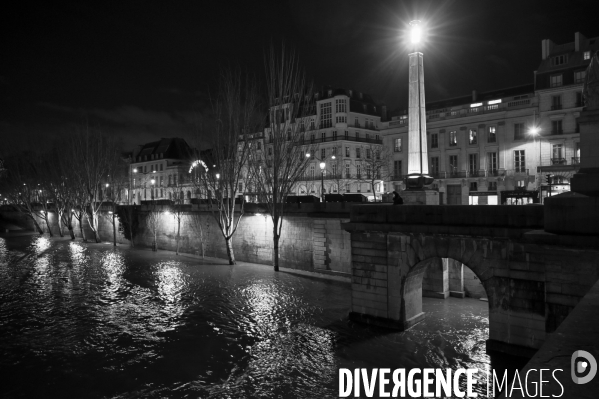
[[129, 138, 195, 204], [382, 32, 598, 205]]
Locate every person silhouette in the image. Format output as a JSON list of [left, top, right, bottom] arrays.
[[393, 191, 404, 205]]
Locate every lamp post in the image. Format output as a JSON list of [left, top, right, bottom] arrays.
[[306, 153, 335, 202], [131, 167, 138, 204], [406, 20, 433, 189], [529, 126, 545, 203]]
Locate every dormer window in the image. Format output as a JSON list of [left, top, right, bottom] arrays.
[[328, 89, 332, 96], [551, 54, 568, 66], [584, 51, 591, 60]]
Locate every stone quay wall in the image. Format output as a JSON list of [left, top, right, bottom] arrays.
[[0, 204, 352, 275]]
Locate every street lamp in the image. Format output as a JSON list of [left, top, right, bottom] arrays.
[[151, 178, 155, 200], [306, 153, 335, 202]]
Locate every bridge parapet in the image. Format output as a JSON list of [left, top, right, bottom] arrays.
[[350, 204, 544, 228]]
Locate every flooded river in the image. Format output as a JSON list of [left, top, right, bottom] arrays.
[[0, 235, 522, 398]]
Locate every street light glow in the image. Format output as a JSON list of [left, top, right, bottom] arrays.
[[106, 183, 109, 187], [529, 127, 540, 136], [305, 153, 310, 158], [133, 168, 138, 173], [151, 179, 155, 185], [216, 173, 220, 179], [409, 20, 422, 45], [319, 162, 326, 170]]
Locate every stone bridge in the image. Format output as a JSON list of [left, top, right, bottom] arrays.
[[342, 204, 599, 356]]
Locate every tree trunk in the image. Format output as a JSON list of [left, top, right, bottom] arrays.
[[44, 215, 54, 237], [112, 213, 116, 246], [79, 218, 87, 242], [272, 228, 280, 272], [153, 232, 157, 251], [176, 218, 181, 255], [88, 213, 101, 243], [68, 226, 75, 240], [57, 211, 64, 237], [225, 237, 236, 265]]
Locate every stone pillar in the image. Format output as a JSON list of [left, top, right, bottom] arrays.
[[448, 259, 465, 298], [407, 51, 428, 175], [422, 258, 449, 299]]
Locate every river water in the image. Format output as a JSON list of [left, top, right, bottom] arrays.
[[0, 235, 522, 398]]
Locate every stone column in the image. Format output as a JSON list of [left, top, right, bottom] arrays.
[[448, 259, 465, 298], [407, 51, 428, 175], [422, 258, 449, 298]]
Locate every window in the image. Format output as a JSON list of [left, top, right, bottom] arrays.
[[551, 55, 568, 66], [488, 152, 497, 174], [268, 147, 272, 156], [394, 160, 402, 177], [320, 102, 332, 128], [160, 164, 163, 171], [238, 183, 243, 192], [333, 131, 337, 140], [310, 165, 315, 179], [366, 149, 371, 159], [321, 148, 326, 158], [394, 138, 402, 152], [449, 131, 457, 146], [321, 132, 326, 141], [287, 130, 292, 141], [584, 51, 591, 60], [514, 123, 525, 140], [336, 99, 347, 113], [551, 95, 562, 110], [345, 147, 350, 157], [550, 74, 563, 88], [346, 182, 351, 192], [310, 119, 315, 130], [257, 141, 262, 150], [332, 164, 337, 176], [332, 147, 337, 156], [576, 92, 584, 107], [366, 165, 372, 179], [468, 154, 478, 175], [431, 133, 438, 148], [356, 164, 361, 178], [344, 130, 349, 139], [488, 181, 497, 191], [311, 134, 315, 143], [345, 164, 350, 178], [514, 150, 526, 172], [376, 134, 380, 141], [356, 148, 361, 158], [469, 182, 478, 191], [552, 144, 564, 164], [355, 117, 359, 127], [336, 116, 346, 123], [449, 155, 458, 176], [356, 132, 360, 139], [551, 120, 563, 135], [430, 157, 439, 176], [469, 129, 477, 145], [575, 70, 586, 84], [488, 126, 496, 143], [160, 176, 164, 186]]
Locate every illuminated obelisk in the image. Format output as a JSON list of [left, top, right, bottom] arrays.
[[404, 20, 437, 204]]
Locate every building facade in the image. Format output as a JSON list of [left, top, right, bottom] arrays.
[[382, 31, 598, 205]]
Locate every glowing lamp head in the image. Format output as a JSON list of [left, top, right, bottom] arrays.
[[151, 179, 155, 185], [105, 183, 109, 187], [529, 127, 540, 136], [305, 153, 311, 158], [409, 20, 422, 45], [216, 173, 220, 179], [133, 168, 138, 173], [319, 162, 326, 170], [331, 155, 336, 160]]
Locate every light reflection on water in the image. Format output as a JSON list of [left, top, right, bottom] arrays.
[[0, 236, 501, 398]]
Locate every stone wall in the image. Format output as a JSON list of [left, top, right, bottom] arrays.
[[0, 206, 351, 275]]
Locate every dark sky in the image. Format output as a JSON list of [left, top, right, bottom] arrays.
[[1, 0, 597, 153]]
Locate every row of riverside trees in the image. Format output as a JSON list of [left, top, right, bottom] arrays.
[[0, 126, 127, 243]]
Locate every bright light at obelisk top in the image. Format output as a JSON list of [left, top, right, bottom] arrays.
[[409, 20, 422, 45]]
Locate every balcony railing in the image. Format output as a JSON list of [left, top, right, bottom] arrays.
[[551, 158, 567, 165], [550, 129, 564, 135], [551, 104, 562, 110], [350, 122, 378, 131], [299, 136, 382, 145], [572, 157, 580, 164]]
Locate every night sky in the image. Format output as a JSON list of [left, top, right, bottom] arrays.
[[1, 0, 597, 153]]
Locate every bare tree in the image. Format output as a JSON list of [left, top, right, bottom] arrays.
[[190, 69, 262, 265], [352, 144, 391, 201], [188, 212, 207, 259], [145, 204, 161, 251], [70, 125, 120, 243], [250, 45, 316, 271]]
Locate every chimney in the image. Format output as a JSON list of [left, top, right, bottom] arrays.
[[541, 39, 555, 60], [381, 105, 388, 121], [472, 90, 477, 102], [575, 32, 587, 52]]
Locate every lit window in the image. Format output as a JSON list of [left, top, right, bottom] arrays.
[[335, 99, 346, 113], [449, 131, 457, 146], [394, 138, 402, 152], [514, 150, 526, 172], [469, 129, 477, 145], [488, 126, 496, 143], [584, 51, 591, 60], [575, 70, 586, 84]]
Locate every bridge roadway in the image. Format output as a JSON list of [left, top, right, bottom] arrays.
[[342, 204, 599, 356]]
